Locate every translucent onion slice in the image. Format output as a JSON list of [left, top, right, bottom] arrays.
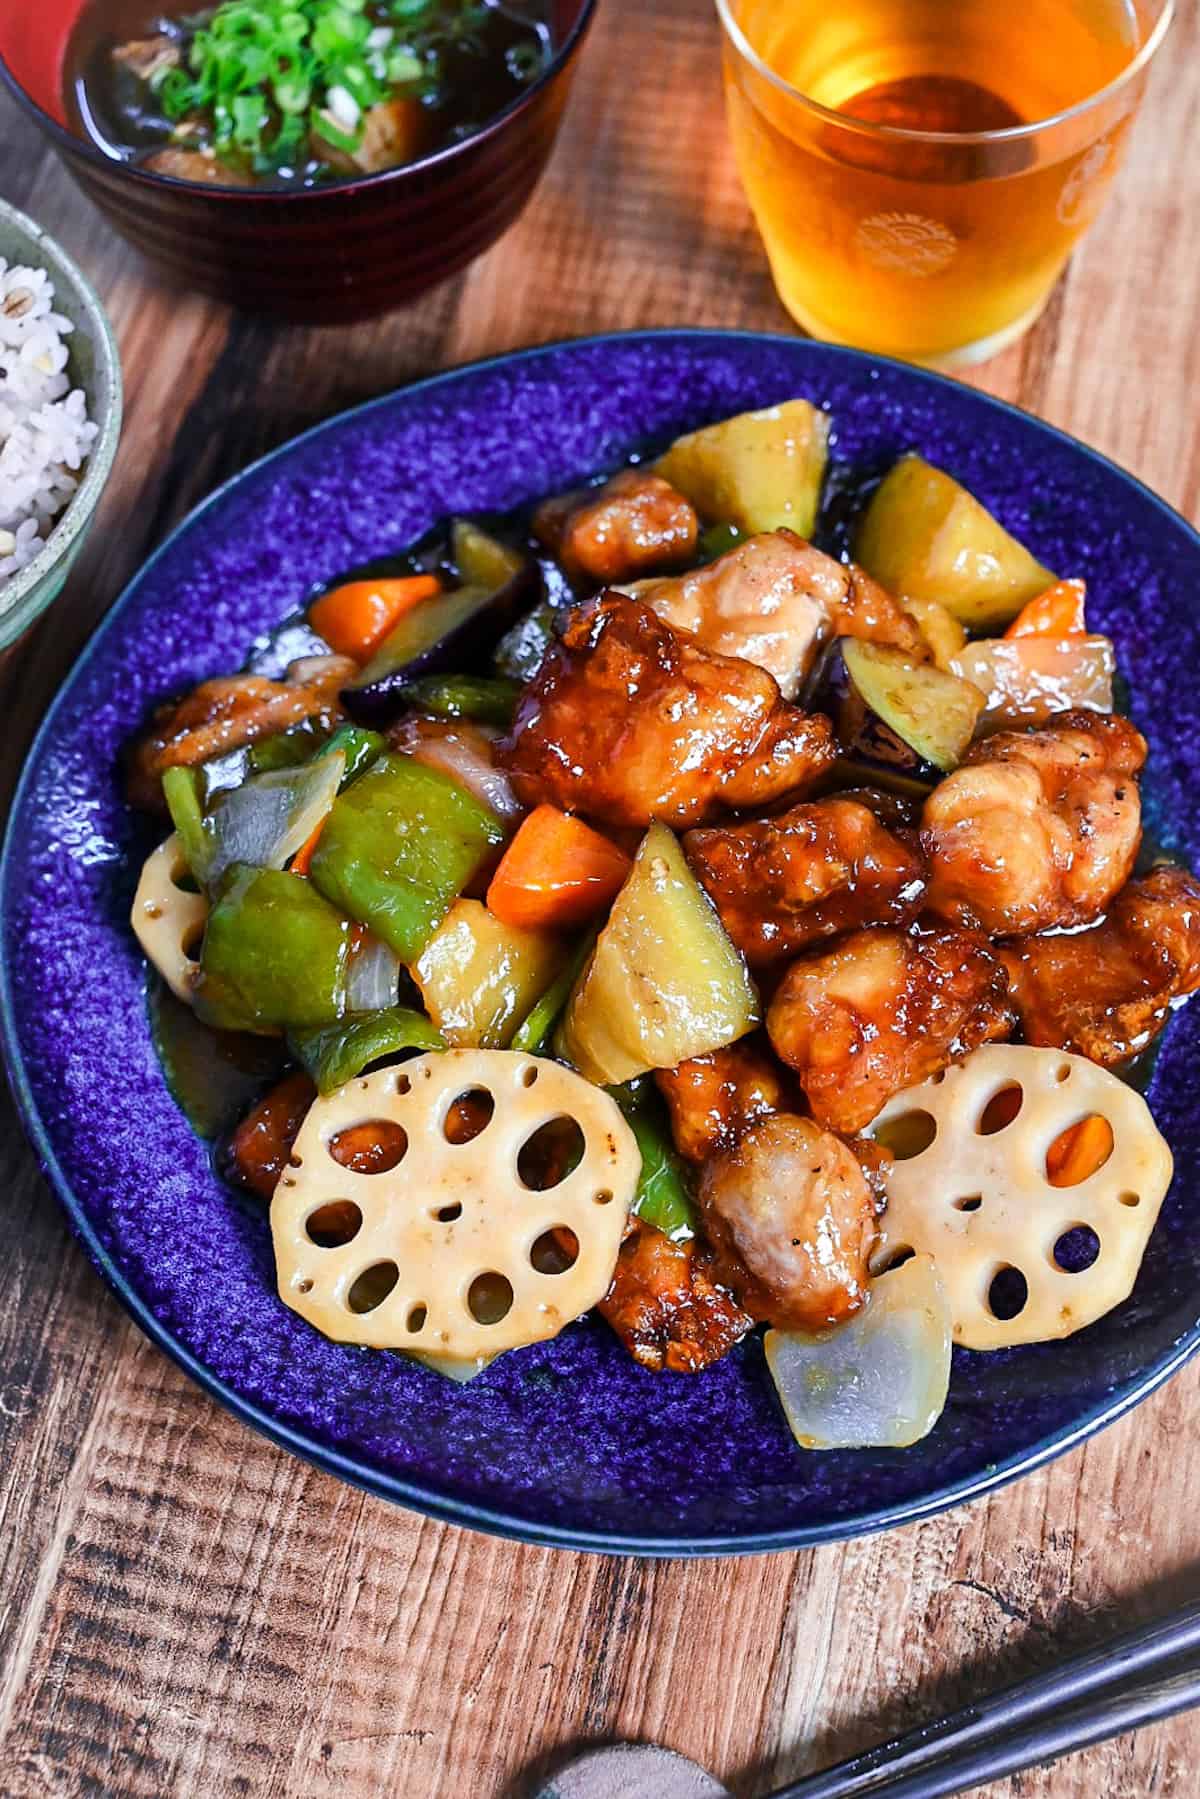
[[346, 931, 402, 1014], [206, 749, 345, 887], [390, 715, 522, 822], [764, 1254, 951, 1451]]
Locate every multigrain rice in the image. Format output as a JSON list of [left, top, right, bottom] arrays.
[[0, 259, 98, 586]]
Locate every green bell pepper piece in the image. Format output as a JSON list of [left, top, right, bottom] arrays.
[[290, 1005, 445, 1095], [195, 865, 355, 1035], [309, 753, 505, 963], [398, 675, 522, 729], [317, 723, 386, 786], [606, 1083, 697, 1242], [248, 721, 327, 773], [162, 765, 212, 886]]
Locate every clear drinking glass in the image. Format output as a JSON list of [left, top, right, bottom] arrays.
[[716, 0, 1173, 367]]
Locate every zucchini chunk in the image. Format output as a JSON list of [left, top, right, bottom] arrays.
[[655, 398, 831, 539], [856, 456, 1055, 631], [559, 823, 759, 1084], [838, 640, 986, 774]]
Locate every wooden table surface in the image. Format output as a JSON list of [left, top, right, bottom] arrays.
[[2, 3, 1199, 1795]]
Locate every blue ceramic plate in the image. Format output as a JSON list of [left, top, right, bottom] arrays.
[[5, 331, 1199, 1556]]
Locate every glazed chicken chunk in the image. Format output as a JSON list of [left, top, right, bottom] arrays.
[[767, 924, 1013, 1134], [599, 1223, 753, 1374], [127, 658, 353, 813], [655, 1037, 792, 1164], [625, 529, 926, 700], [500, 593, 836, 828], [1001, 865, 1200, 1068], [534, 468, 699, 584], [685, 796, 927, 966], [699, 1115, 880, 1332], [923, 710, 1146, 935]]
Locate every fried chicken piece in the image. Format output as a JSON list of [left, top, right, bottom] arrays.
[[127, 669, 348, 814], [500, 593, 836, 829], [685, 796, 927, 966], [767, 925, 1013, 1133], [923, 710, 1145, 935], [534, 469, 699, 584], [699, 1114, 879, 1331], [221, 1071, 316, 1201], [655, 1036, 792, 1163], [626, 530, 926, 701], [1000, 865, 1200, 1067], [599, 1222, 753, 1373]]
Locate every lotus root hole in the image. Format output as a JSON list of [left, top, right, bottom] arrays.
[[468, 1272, 514, 1325], [952, 1194, 982, 1213], [181, 920, 205, 959], [329, 1120, 408, 1174], [1056, 1063, 1072, 1083], [435, 1201, 464, 1224], [444, 1087, 495, 1144], [347, 1262, 399, 1314], [406, 1304, 427, 1334], [530, 1228, 580, 1275], [1119, 1191, 1141, 1208], [394, 1071, 411, 1095], [875, 1244, 915, 1276], [1045, 1115, 1114, 1186], [305, 1200, 363, 1248], [594, 1188, 614, 1207], [977, 1085, 1023, 1135], [517, 1116, 586, 1190], [296, 1277, 313, 1295], [873, 1110, 936, 1160], [987, 1265, 1028, 1321], [521, 1065, 539, 1088], [1053, 1225, 1101, 1273]]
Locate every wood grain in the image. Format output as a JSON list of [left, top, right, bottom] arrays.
[[2, 2, 1199, 1794]]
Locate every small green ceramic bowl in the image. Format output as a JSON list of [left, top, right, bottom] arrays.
[[0, 199, 122, 654]]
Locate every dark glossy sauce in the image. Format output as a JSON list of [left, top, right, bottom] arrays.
[[65, 0, 551, 189]]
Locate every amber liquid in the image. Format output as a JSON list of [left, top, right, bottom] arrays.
[[724, 0, 1147, 364]]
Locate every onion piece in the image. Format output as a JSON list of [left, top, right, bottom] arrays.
[[206, 750, 345, 887], [390, 716, 523, 823], [409, 1352, 495, 1383], [346, 931, 402, 1014], [764, 1253, 951, 1450]]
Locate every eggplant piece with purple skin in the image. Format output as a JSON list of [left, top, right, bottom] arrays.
[[342, 521, 538, 726]]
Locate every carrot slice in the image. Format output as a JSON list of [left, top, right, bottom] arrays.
[[309, 573, 441, 664], [1004, 579, 1087, 640], [487, 805, 632, 932], [1046, 1113, 1114, 1187], [289, 817, 327, 878]]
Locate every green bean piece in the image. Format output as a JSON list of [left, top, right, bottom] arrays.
[[162, 765, 212, 886], [399, 675, 522, 729]]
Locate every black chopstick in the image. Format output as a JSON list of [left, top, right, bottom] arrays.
[[763, 1597, 1200, 1799]]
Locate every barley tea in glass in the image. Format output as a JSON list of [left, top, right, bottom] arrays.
[[716, 0, 1173, 366]]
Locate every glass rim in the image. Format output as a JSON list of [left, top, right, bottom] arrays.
[[714, 0, 1175, 145]]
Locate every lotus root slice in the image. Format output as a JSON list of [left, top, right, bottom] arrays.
[[867, 1044, 1173, 1349], [272, 1049, 640, 1359], [131, 833, 208, 1003]]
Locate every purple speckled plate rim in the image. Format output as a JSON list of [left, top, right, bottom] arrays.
[[3, 327, 1199, 1559]]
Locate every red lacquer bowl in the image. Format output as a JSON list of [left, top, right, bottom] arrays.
[[0, 0, 597, 323]]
